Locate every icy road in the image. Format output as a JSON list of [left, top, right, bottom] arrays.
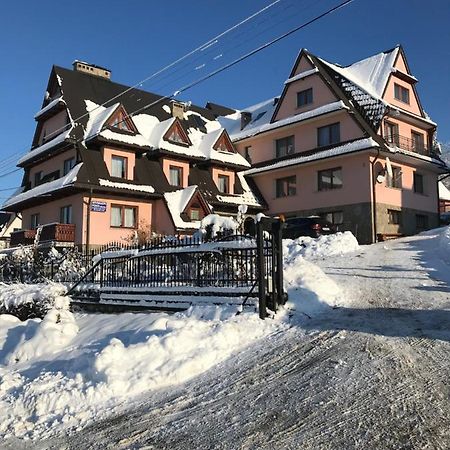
[[5, 230, 450, 449]]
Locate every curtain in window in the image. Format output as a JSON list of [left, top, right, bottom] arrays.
[[111, 157, 125, 178], [124, 207, 136, 228], [111, 206, 122, 227]]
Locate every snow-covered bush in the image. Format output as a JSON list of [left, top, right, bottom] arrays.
[[200, 214, 238, 240], [0, 283, 68, 320]]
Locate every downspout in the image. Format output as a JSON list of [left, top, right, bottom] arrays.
[[85, 188, 93, 252], [370, 148, 381, 243]]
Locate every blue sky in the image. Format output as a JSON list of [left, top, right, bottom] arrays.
[[0, 0, 449, 196]]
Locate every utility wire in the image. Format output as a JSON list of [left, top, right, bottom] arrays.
[[0, 0, 284, 167], [0, 0, 355, 183]]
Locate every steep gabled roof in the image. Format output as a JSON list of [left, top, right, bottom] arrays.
[[319, 46, 400, 99]]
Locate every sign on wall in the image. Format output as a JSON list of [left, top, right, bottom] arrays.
[[90, 201, 107, 212]]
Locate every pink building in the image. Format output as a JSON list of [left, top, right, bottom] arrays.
[[218, 46, 448, 243], [4, 46, 449, 247], [3, 62, 263, 249]]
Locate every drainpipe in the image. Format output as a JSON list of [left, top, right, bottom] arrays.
[[85, 188, 93, 253], [370, 148, 381, 243]]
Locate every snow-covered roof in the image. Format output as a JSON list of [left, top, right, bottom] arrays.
[[439, 182, 450, 201], [98, 179, 155, 194], [215, 173, 262, 207], [284, 68, 319, 85], [82, 100, 249, 167], [17, 127, 73, 166], [245, 138, 378, 175], [2, 163, 82, 209], [164, 185, 201, 230], [318, 47, 400, 100], [34, 96, 66, 120], [224, 101, 348, 142]]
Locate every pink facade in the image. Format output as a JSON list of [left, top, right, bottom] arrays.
[[38, 110, 68, 145], [162, 158, 190, 188], [30, 148, 77, 187], [22, 194, 85, 243], [253, 153, 372, 215], [372, 157, 438, 213], [103, 147, 136, 180], [275, 73, 338, 121], [236, 110, 365, 164], [83, 195, 153, 246], [212, 167, 235, 194]]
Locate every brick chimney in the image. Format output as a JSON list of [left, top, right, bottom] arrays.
[[72, 60, 111, 80]]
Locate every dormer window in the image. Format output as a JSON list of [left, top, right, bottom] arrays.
[[163, 120, 191, 146], [107, 106, 135, 132], [394, 83, 410, 104], [167, 127, 185, 144], [169, 165, 183, 187], [218, 174, 230, 194], [213, 132, 235, 153]]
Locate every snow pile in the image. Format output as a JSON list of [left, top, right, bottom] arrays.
[[281, 232, 359, 317], [4, 297, 77, 365], [283, 231, 359, 263], [0, 283, 68, 316], [283, 257, 342, 317], [437, 226, 450, 265], [0, 307, 282, 439]]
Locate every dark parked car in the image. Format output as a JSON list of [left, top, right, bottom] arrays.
[[282, 216, 337, 239]]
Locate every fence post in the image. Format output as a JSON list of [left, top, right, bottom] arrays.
[[272, 219, 284, 310], [256, 221, 267, 319]]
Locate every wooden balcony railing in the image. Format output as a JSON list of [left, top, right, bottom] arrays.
[[10, 223, 75, 247], [384, 133, 430, 156]]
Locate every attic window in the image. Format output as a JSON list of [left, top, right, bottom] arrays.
[[164, 121, 191, 146], [108, 107, 135, 132], [214, 133, 235, 153]]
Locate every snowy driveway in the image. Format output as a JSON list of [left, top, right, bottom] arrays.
[[28, 230, 449, 450]]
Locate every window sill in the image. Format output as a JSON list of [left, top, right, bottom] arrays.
[[110, 226, 137, 230]]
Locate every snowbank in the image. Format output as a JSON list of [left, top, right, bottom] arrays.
[[0, 307, 282, 439], [280, 232, 359, 317], [283, 231, 359, 263]]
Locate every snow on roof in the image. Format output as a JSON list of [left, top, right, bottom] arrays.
[[98, 179, 155, 194], [3, 163, 82, 209], [318, 47, 399, 100], [245, 138, 378, 175], [439, 182, 450, 201], [228, 101, 348, 142], [17, 127, 73, 166], [284, 68, 319, 85], [84, 100, 120, 140], [34, 96, 66, 119], [218, 97, 278, 138], [216, 172, 262, 207], [164, 185, 201, 229], [196, 129, 251, 168]]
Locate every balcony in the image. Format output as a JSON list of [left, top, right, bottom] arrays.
[[384, 134, 431, 157], [10, 223, 75, 247]]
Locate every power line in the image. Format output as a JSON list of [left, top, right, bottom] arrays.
[[0, 0, 355, 183], [0, 0, 285, 168]]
